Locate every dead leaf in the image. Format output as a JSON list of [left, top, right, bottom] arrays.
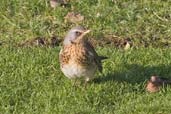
[[50, 0, 68, 8], [64, 12, 84, 23], [124, 41, 131, 50], [96, 12, 101, 17]]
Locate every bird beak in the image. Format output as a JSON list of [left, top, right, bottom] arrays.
[[83, 30, 91, 34], [80, 30, 91, 38], [76, 29, 91, 42]]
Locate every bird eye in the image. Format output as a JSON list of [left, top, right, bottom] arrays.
[[75, 31, 82, 36]]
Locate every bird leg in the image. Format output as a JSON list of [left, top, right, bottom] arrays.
[[84, 80, 88, 89], [72, 79, 78, 87], [84, 77, 90, 89], [72, 78, 82, 87]]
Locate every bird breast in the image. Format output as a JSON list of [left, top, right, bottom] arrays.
[[60, 43, 93, 67], [59, 43, 96, 79]]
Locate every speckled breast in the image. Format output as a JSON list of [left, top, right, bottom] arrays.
[[59, 43, 96, 79]]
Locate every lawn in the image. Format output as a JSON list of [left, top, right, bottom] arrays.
[[1, 0, 171, 114], [1, 47, 171, 114]]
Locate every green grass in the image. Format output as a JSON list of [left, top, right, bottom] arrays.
[[1, 47, 171, 114], [1, 0, 171, 114], [0, 0, 171, 47]]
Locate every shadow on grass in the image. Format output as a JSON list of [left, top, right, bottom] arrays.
[[94, 64, 171, 84]]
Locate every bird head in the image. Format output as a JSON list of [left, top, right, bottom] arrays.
[[63, 26, 90, 45]]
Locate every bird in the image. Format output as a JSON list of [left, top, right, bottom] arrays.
[[146, 75, 171, 93], [59, 26, 107, 86]]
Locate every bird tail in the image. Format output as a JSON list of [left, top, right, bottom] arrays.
[[96, 56, 108, 73], [99, 56, 108, 60]]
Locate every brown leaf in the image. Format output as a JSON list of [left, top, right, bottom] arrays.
[[50, 0, 68, 8], [64, 12, 84, 23]]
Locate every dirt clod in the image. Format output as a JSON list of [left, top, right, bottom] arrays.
[[18, 36, 62, 47], [146, 75, 171, 93], [89, 34, 133, 49]]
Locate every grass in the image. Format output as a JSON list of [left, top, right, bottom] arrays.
[[0, 0, 171, 47], [1, 47, 171, 114], [1, 0, 171, 114]]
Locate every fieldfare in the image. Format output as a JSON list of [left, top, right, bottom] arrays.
[[59, 26, 107, 85]]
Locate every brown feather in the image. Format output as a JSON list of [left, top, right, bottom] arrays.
[[83, 40, 107, 73], [59, 39, 107, 73]]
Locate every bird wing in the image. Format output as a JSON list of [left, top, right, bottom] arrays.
[[84, 41, 106, 73]]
